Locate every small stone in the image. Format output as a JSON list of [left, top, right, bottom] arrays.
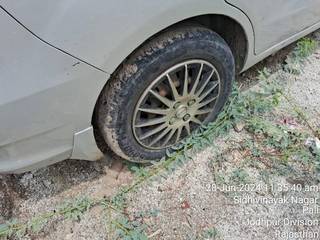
[[65, 233, 74, 240], [305, 137, 320, 155], [181, 200, 190, 209], [234, 122, 245, 132], [305, 137, 313, 147]]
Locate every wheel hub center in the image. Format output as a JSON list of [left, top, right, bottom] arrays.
[[175, 105, 188, 119]]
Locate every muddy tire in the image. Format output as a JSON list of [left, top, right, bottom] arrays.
[[96, 25, 235, 162]]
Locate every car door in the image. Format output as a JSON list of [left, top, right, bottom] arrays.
[[225, 0, 320, 54]]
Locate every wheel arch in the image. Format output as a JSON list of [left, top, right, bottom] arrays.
[[92, 13, 251, 153], [190, 14, 248, 73], [104, 13, 251, 76]]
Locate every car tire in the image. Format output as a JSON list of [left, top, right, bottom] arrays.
[[96, 25, 235, 162]]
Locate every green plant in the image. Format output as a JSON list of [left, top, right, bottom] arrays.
[[111, 216, 148, 240], [201, 227, 220, 239], [284, 37, 318, 74], [258, 67, 271, 81], [127, 163, 150, 178], [230, 168, 250, 184], [295, 37, 318, 58]]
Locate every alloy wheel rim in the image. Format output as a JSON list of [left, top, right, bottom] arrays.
[[132, 59, 221, 150]]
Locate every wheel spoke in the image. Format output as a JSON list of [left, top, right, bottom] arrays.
[[190, 63, 203, 95], [161, 129, 176, 147], [185, 123, 191, 135], [198, 82, 219, 102], [175, 126, 183, 143], [198, 96, 218, 108], [167, 74, 180, 100], [191, 117, 202, 125], [149, 128, 171, 147], [196, 69, 214, 97], [139, 124, 167, 140], [183, 64, 189, 96], [138, 108, 170, 115], [134, 117, 167, 128], [196, 109, 212, 115], [150, 89, 173, 107]]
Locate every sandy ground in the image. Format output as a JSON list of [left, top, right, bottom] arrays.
[[1, 30, 320, 240]]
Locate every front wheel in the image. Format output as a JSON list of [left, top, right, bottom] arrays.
[[96, 26, 235, 162]]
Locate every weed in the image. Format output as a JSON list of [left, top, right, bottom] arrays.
[[112, 216, 148, 240], [284, 37, 318, 74], [230, 168, 250, 184], [258, 67, 271, 81], [127, 163, 150, 178], [201, 227, 220, 239], [295, 37, 318, 58], [134, 209, 160, 219], [243, 139, 263, 158]]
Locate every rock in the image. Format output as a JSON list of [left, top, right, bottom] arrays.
[[234, 122, 245, 133], [181, 200, 190, 210], [305, 137, 320, 155], [305, 137, 314, 147]]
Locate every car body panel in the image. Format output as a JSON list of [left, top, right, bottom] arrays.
[[245, 21, 320, 72], [71, 127, 104, 162], [226, 0, 320, 53], [0, 10, 107, 173], [1, 0, 254, 73]]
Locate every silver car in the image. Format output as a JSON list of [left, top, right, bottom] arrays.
[[1, 1, 320, 173]]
